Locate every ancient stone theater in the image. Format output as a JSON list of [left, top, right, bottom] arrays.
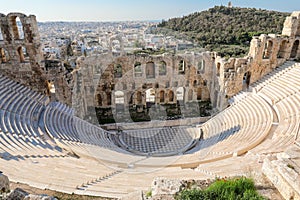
[[0, 11, 300, 199]]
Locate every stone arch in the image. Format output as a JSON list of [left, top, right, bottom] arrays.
[[96, 93, 103, 107], [197, 88, 202, 100], [197, 60, 205, 74], [168, 90, 174, 102], [114, 63, 122, 78], [159, 90, 165, 103], [46, 81, 55, 96], [290, 40, 299, 58], [9, 15, 24, 40], [178, 60, 185, 74], [115, 91, 125, 104], [146, 61, 155, 78], [0, 48, 9, 63], [277, 40, 287, 58], [134, 62, 142, 77], [17, 46, 26, 62], [242, 71, 251, 90], [106, 92, 112, 106], [216, 63, 221, 76], [176, 87, 184, 102], [115, 90, 125, 112], [188, 89, 193, 101], [263, 40, 273, 59], [159, 61, 167, 75], [193, 80, 197, 87]]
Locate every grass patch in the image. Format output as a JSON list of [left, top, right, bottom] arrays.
[[145, 189, 152, 198], [176, 177, 266, 200]]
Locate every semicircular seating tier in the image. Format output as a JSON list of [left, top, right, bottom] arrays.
[[0, 61, 299, 198]]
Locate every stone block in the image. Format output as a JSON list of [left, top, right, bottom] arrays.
[[7, 188, 28, 200], [0, 173, 10, 193]]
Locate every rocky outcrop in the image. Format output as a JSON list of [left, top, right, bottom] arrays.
[[7, 188, 28, 200], [0, 173, 10, 193], [151, 177, 182, 196], [6, 188, 58, 200], [150, 177, 212, 199], [262, 151, 300, 200], [24, 194, 58, 200]]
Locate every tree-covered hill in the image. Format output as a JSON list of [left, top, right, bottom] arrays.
[[156, 6, 290, 57]]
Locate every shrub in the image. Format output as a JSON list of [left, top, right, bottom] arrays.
[[176, 177, 266, 200], [145, 189, 152, 198]]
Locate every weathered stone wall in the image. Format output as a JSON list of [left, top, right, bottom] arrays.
[[262, 154, 300, 200], [0, 13, 47, 93], [205, 11, 300, 110], [71, 12, 300, 119], [72, 52, 215, 119], [1, 12, 300, 121], [45, 60, 74, 106], [0, 13, 74, 106]]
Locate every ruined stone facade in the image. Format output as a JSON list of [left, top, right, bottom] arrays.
[[1, 12, 300, 122], [73, 12, 300, 120], [217, 11, 300, 108], [72, 52, 213, 121], [0, 13, 48, 92], [0, 13, 73, 105]]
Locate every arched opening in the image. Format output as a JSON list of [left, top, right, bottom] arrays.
[[17, 46, 26, 62], [168, 90, 174, 102], [96, 93, 103, 107], [193, 80, 197, 86], [188, 89, 193, 101], [146, 88, 155, 103], [49, 81, 55, 93], [114, 64, 122, 78], [10, 16, 24, 40], [277, 40, 287, 58], [159, 61, 167, 75], [159, 90, 165, 103], [197, 60, 205, 74], [136, 91, 142, 104], [242, 71, 251, 90], [46, 81, 55, 97], [176, 87, 184, 102], [197, 88, 202, 100], [115, 91, 125, 111], [115, 91, 125, 104], [134, 62, 142, 77], [178, 60, 185, 74], [146, 61, 155, 78], [263, 40, 273, 59], [106, 92, 112, 106], [216, 63, 221, 76], [0, 48, 9, 63], [290, 40, 299, 58]]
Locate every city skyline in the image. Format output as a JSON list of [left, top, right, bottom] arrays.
[[1, 0, 300, 22]]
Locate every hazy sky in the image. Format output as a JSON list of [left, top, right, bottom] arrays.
[[1, 0, 300, 22]]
